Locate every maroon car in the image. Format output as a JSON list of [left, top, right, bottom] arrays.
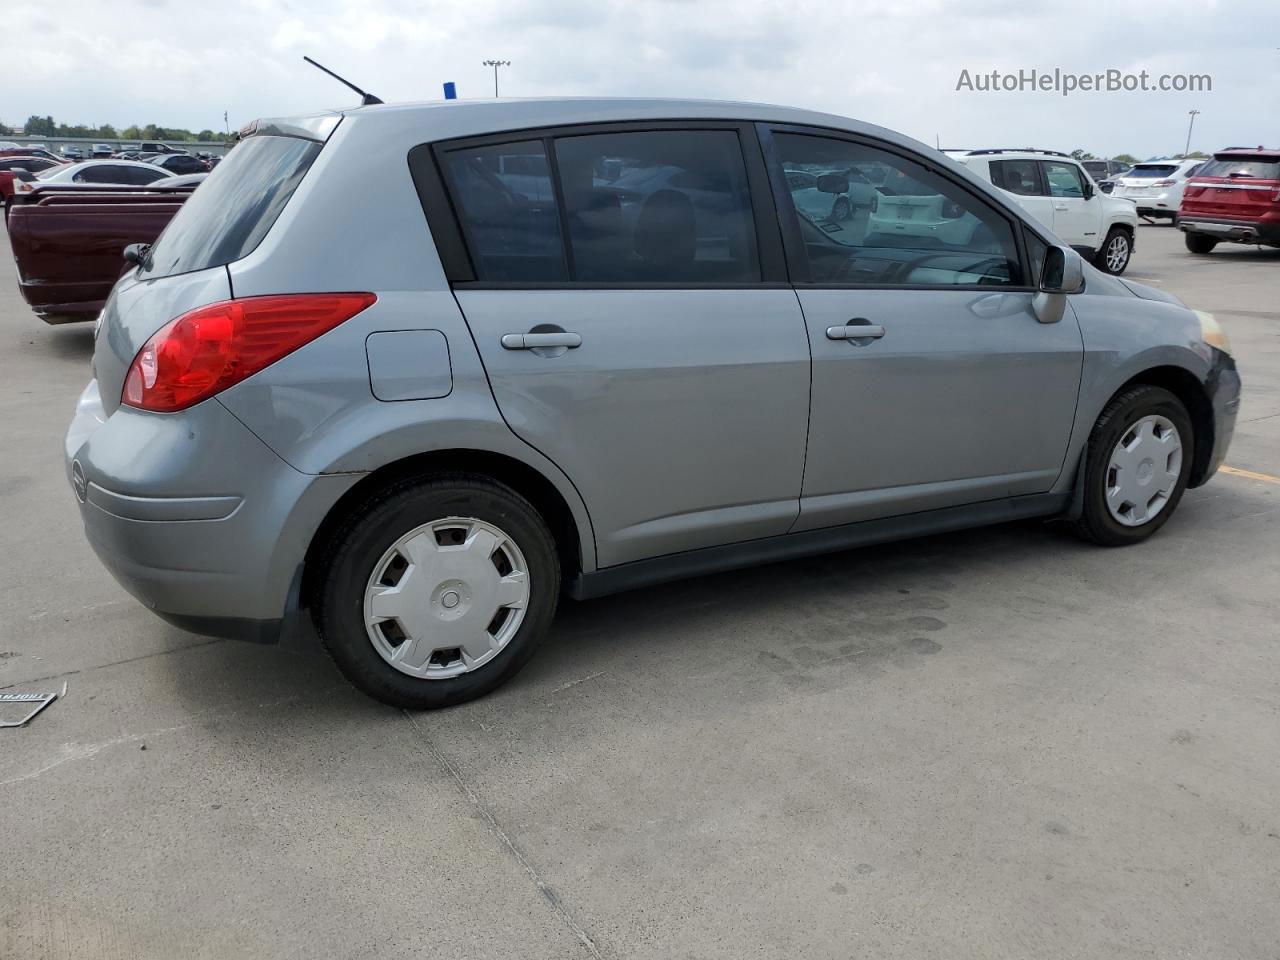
[[6, 184, 196, 322], [0, 156, 62, 203]]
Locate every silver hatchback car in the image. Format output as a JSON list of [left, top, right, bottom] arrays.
[[66, 99, 1240, 708]]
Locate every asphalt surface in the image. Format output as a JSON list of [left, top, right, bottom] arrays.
[[2, 222, 1278, 960]]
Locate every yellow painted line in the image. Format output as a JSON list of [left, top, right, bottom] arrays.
[[1220, 465, 1280, 486]]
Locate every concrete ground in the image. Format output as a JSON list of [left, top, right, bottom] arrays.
[[1, 222, 1277, 960]]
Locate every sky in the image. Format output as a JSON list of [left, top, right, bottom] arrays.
[[5, 0, 1278, 159]]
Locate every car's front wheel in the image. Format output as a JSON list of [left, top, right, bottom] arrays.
[[1184, 232, 1218, 255], [315, 475, 560, 708], [1070, 385, 1193, 546], [1094, 227, 1132, 275]]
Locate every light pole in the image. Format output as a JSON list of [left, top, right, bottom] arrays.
[[1184, 109, 1200, 158], [482, 59, 510, 97]]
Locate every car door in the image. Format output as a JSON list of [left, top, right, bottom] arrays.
[[423, 124, 811, 567], [762, 127, 1083, 531], [1041, 160, 1099, 250]]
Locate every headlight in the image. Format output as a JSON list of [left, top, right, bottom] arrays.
[[1195, 310, 1232, 356]]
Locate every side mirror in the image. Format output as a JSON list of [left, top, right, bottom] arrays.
[[816, 173, 849, 194], [123, 243, 150, 267], [1082, 180, 1095, 200], [1033, 244, 1084, 324]]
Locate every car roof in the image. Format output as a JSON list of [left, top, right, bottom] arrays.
[[1215, 147, 1280, 160], [255, 97, 932, 154], [56, 159, 173, 173]]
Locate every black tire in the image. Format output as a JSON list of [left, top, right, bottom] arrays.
[[1093, 226, 1132, 275], [1184, 232, 1218, 255], [1069, 385, 1194, 547], [315, 474, 560, 709], [832, 196, 851, 222]]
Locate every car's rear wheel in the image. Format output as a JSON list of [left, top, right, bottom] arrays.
[[315, 475, 560, 708], [1094, 227, 1132, 275], [1184, 232, 1218, 254], [1070, 385, 1193, 546], [832, 196, 851, 221]]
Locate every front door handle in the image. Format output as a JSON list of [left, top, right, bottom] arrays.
[[826, 323, 886, 342], [501, 332, 582, 350]]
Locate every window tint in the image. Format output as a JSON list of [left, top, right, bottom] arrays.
[[441, 140, 567, 282], [774, 133, 1023, 287], [554, 130, 759, 283], [1042, 161, 1086, 198], [73, 165, 128, 184], [142, 135, 320, 280], [1127, 164, 1178, 178], [1024, 231, 1049, 288], [1195, 157, 1280, 180], [992, 159, 1042, 196]]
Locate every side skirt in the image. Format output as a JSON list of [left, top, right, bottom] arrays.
[[569, 492, 1071, 601]]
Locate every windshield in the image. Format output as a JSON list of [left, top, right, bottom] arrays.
[[1126, 165, 1178, 178], [1195, 157, 1280, 180], [141, 134, 322, 280]]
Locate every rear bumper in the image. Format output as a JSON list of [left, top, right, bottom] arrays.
[[66, 381, 362, 643], [1179, 218, 1280, 245]]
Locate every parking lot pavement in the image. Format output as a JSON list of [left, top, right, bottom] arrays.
[[2, 222, 1277, 960]]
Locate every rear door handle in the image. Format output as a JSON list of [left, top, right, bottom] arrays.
[[501, 332, 582, 350], [826, 323, 886, 341]]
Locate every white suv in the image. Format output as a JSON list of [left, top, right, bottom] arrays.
[[1107, 158, 1204, 221], [948, 149, 1139, 275]]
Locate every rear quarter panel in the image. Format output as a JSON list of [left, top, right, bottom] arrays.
[[220, 115, 598, 569]]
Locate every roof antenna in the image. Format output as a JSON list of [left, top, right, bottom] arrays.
[[303, 56, 383, 105]]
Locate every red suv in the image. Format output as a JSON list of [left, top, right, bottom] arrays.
[[1179, 147, 1280, 253]]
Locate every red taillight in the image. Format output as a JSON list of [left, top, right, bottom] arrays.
[[1152, 179, 1176, 187], [122, 293, 376, 412]]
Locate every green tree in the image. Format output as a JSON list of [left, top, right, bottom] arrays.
[[25, 115, 55, 136], [1071, 149, 1096, 161], [0, 122, 10, 136], [1112, 153, 1137, 165], [122, 125, 143, 141], [97, 123, 118, 139], [196, 129, 216, 142]]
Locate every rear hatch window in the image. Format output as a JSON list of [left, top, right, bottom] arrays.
[[1125, 165, 1177, 178], [139, 134, 321, 279], [1194, 156, 1280, 180]]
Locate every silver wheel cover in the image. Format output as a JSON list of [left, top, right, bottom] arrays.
[[1105, 233, 1130, 272], [363, 517, 530, 679], [1105, 414, 1182, 527]]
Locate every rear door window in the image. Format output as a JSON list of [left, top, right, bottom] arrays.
[[440, 140, 568, 282], [554, 129, 759, 283], [437, 129, 761, 285], [992, 159, 1043, 195], [140, 135, 321, 279]]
